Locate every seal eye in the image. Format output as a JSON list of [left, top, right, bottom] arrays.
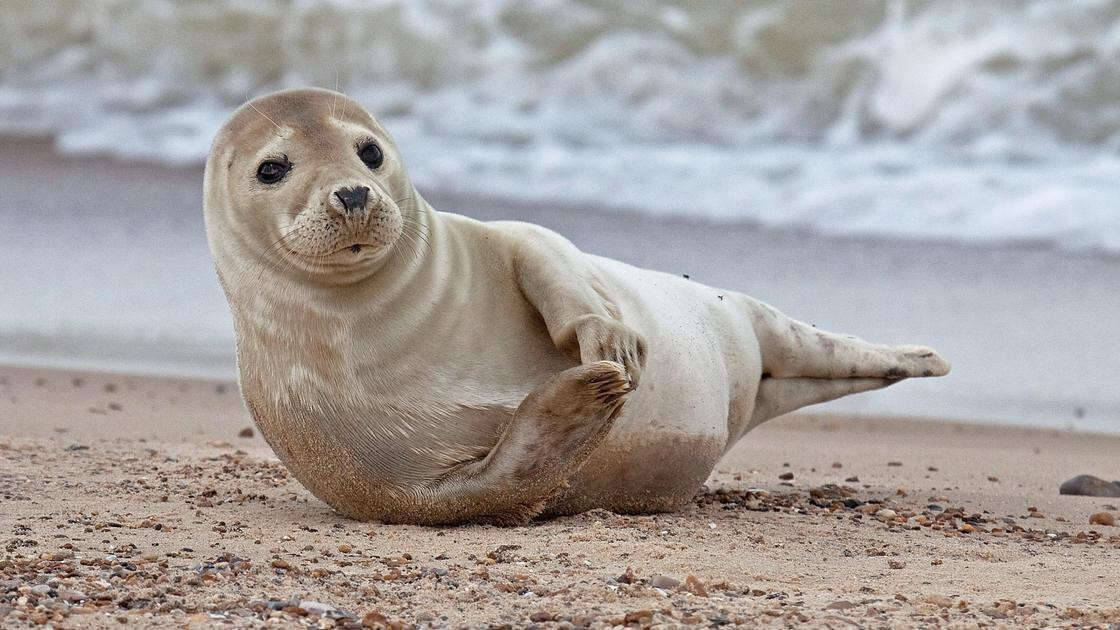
[[256, 159, 290, 184], [357, 142, 383, 169]]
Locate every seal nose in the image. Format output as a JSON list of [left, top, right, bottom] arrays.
[[334, 186, 370, 214]]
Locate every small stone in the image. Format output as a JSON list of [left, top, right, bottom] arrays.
[[299, 601, 336, 616], [57, 588, 87, 602], [337, 544, 352, 553], [923, 595, 953, 607], [1060, 475, 1120, 497], [825, 600, 856, 610], [778, 472, 794, 481], [623, 610, 654, 624], [238, 427, 255, 438], [987, 476, 999, 482], [887, 560, 905, 570], [809, 484, 847, 500], [1089, 512, 1116, 527], [887, 461, 903, 467], [845, 476, 859, 483], [680, 574, 708, 597], [29, 584, 51, 596], [649, 574, 680, 589], [959, 524, 975, 533], [362, 611, 390, 627], [271, 559, 291, 570], [875, 509, 897, 521], [529, 611, 554, 622], [831, 462, 843, 468]]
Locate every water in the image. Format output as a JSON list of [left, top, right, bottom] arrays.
[[2, 0, 1120, 253]]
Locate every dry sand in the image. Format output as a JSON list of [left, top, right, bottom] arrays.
[[1, 365, 1118, 628]]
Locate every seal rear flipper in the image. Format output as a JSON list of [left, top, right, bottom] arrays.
[[742, 296, 950, 380], [393, 361, 632, 526], [747, 376, 895, 431]]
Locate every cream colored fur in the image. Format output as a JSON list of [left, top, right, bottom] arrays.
[[203, 88, 949, 525]]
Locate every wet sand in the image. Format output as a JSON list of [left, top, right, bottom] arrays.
[[1, 365, 1117, 627]]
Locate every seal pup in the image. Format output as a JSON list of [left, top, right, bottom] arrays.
[[203, 88, 949, 525]]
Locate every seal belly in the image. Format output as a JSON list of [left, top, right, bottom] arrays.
[[543, 257, 762, 514]]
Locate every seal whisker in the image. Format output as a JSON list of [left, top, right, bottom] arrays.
[[247, 101, 285, 138], [243, 223, 310, 288]]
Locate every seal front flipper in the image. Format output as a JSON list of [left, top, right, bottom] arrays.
[[498, 221, 648, 385], [398, 361, 632, 526]]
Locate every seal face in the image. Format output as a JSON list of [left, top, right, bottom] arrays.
[[204, 88, 950, 525], [206, 89, 413, 288]]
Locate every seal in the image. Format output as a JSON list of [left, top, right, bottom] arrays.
[[203, 88, 950, 525]]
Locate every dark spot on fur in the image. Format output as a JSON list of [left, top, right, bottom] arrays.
[[885, 367, 907, 379], [818, 335, 836, 353]]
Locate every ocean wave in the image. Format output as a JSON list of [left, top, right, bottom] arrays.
[[3, 0, 1119, 252]]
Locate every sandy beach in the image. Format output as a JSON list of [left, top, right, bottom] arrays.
[[7, 4, 1120, 627], [2, 140, 1119, 627], [1, 364, 1118, 628]]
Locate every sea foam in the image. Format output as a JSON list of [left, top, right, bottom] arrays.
[[2, 0, 1119, 253]]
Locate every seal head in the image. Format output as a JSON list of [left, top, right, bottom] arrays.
[[204, 87, 415, 287]]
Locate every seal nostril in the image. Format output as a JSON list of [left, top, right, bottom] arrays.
[[334, 186, 370, 213]]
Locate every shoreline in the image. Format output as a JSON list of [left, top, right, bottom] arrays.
[[3, 136, 1120, 433], [3, 362, 1114, 440]]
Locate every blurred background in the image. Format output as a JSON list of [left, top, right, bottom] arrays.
[[1, 0, 1117, 431]]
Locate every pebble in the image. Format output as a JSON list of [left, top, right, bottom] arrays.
[[238, 427, 255, 438], [297, 596, 336, 614], [56, 588, 87, 602], [778, 472, 794, 480], [649, 574, 680, 589], [681, 574, 708, 597], [875, 509, 897, 521], [1060, 475, 1120, 497], [810, 483, 853, 501], [29, 584, 50, 596], [1088, 512, 1115, 527], [887, 560, 906, 570], [922, 595, 953, 607]]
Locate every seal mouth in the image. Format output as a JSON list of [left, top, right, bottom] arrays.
[[328, 240, 379, 257]]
